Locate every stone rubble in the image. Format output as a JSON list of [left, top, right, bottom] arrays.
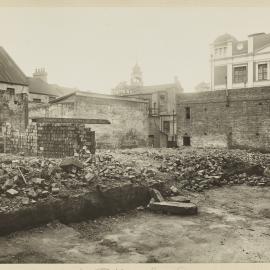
[[0, 147, 270, 213]]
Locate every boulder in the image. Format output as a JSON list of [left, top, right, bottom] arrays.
[[149, 201, 197, 215], [60, 158, 84, 171]]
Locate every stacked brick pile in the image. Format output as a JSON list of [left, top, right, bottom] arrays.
[[36, 122, 95, 158], [2, 123, 37, 155], [2, 120, 95, 158]]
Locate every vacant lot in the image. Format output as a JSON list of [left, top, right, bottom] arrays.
[[0, 185, 270, 263]]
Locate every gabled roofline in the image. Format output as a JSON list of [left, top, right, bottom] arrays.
[[0, 46, 28, 86], [50, 90, 148, 104]]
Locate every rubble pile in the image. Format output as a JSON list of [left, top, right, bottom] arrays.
[[0, 152, 161, 212], [1, 147, 270, 212], [155, 149, 270, 191]]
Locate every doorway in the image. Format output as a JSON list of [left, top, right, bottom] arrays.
[[183, 136, 191, 146]]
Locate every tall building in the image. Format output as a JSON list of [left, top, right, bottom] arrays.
[[112, 64, 183, 147], [210, 32, 270, 90]]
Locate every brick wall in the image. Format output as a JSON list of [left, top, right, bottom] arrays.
[[177, 86, 270, 151]]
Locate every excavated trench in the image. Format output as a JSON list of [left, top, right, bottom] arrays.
[[0, 184, 151, 236]]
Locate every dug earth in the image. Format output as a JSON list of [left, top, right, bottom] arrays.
[[0, 147, 270, 262]]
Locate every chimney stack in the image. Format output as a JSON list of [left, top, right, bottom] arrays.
[[33, 67, 48, 83]]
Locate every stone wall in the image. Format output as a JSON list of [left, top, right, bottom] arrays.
[[29, 93, 149, 149], [0, 91, 28, 132], [177, 86, 270, 151]]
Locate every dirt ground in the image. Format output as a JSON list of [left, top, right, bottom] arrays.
[[0, 185, 270, 263]]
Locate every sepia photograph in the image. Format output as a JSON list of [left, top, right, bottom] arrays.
[[0, 0, 270, 265]]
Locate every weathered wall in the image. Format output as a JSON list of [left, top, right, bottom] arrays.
[[0, 91, 28, 132], [74, 96, 149, 148], [177, 86, 270, 151], [29, 93, 50, 104], [2, 119, 95, 157], [29, 94, 149, 149]]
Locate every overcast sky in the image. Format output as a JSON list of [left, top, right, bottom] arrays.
[[0, 7, 270, 93]]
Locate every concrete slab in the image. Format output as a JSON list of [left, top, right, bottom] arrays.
[[149, 188, 164, 202], [169, 196, 190, 203], [149, 201, 197, 215]]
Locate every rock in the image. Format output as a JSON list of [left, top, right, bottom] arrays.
[[21, 197, 30, 205], [149, 188, 164, 202], [170, 185, 180, 195], [58, 191, 70, 199], [60, 158, 84, 171], [85, 172, 95, 182], [32, 178, 45, 185], [27, 189, 38, 199], [169, 196, 190, 203], [52, 187, 60, 194], [2, 178, 14, 190], [40, 190, 49, 197], [149, 201, 197, 215], [136, 206, 145, 211], [6, 188, 19, 197]]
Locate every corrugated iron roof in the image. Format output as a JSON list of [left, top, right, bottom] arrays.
[[0, 47, 28, 86]]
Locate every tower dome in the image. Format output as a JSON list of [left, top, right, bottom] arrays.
[[214, 33, 237, 45]]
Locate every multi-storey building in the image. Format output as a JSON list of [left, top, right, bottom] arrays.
[[211, 32, 270, 90]]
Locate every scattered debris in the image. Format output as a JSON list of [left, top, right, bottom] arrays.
[[0, 147, 270, 214]]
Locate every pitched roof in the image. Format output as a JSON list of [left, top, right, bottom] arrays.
[[50, 90, 148, 104], [0, 47, 28, 86], [253, 33, 270, 52], [28, 77, 76, 97]]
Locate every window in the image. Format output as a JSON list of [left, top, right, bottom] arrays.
[[185, 107, 191, 119], [6, 88, 15, 95], [258, 64, 268, 81], [163, 121, 170, 133], [159, 94, 166, 101], [33, 98, 42, 103], [233, 66, 247, 83]]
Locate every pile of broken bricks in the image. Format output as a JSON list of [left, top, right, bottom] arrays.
[[147, 187, 197, 216]]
